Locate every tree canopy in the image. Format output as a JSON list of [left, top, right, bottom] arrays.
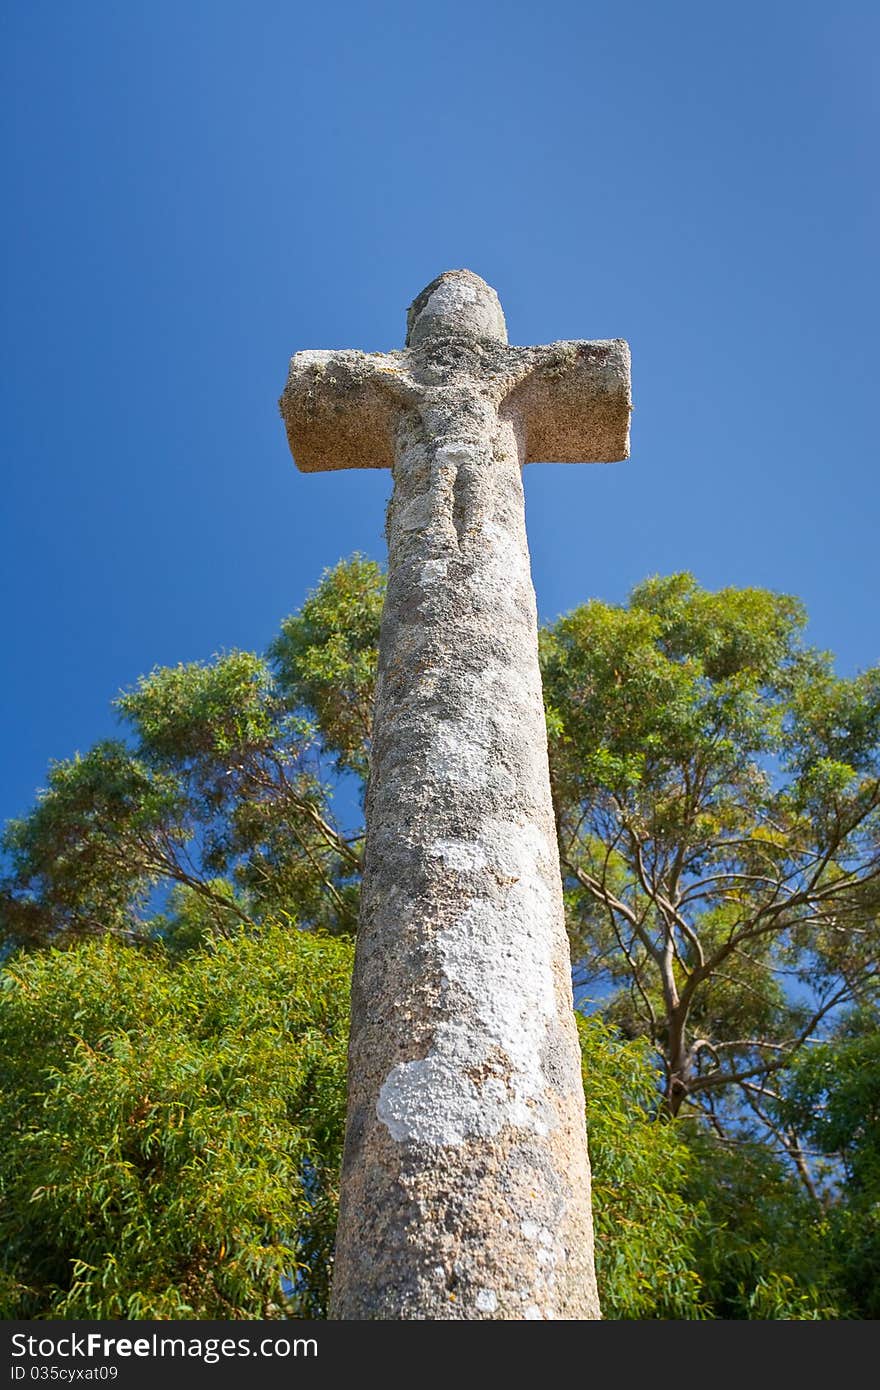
[[0, 921, 350, 1319], [0, 921, 710, 1320], [541, 574, 880, 1136], [2, 558, 878, 1318], [1, 558, 385, 950]]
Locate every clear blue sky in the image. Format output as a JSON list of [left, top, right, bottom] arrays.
[[2, 0, 877, 827]]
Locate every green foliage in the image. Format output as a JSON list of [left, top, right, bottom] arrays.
[[578, 1014, 707, 1318], [270, 555, 385, 780], [151, 882, 249, 958], [3, 558, 877, 1318], [780, 1004, 880, 1197], [0, 923, 351, 1319], [775, 1004, 880, 1316], [824, 1205, 880, 1319], [117, 650, 277, 768], [0, 919, 712, 1320], [0, 559, 385, 951], [682, 1131, 844, 1319], [1, 743, 183, 945], [0, 870, 865, 1321], [541, 572, 880, 1127]]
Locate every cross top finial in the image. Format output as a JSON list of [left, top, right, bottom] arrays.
[[281, 273, 631, 472], [406, 269, 508, 348]]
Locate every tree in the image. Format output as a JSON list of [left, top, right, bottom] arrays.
[[3, 558, 877, 1316], [540, 573, 880, 1164], [0, 917, 709, 1319], [775, 1001, 880, 1316], [680, 1125, 847, 1318], [577, 1014, 707, 1318], [0, 921, 351, 1319], [0, 558, 385, 950]]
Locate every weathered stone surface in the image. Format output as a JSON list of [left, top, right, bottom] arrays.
[[279, 270, 631, 1320], [280, 269, 631, 473]]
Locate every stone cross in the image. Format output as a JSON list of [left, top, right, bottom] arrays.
[[280, 270, 631, 1320]]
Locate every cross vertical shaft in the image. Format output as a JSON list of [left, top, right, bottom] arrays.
[[280, 271, 631, 1319]]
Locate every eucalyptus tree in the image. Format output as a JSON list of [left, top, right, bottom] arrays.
[[540, 573, 880, 1152]]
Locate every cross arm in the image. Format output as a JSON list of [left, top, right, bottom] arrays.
[[279, 349, 413, 472], [503, 339, 632, 464]]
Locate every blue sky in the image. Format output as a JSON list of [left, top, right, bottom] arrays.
[[2, 0, 877, 828]]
